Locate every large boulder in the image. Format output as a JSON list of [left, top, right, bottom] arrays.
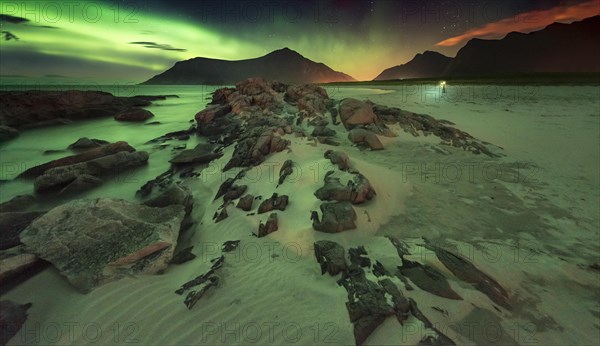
[[20, 198, 185, 293], [114, 108, 154, 122], [348, 129, 384, 150], [339, 98, 378, 129], [18, 141, 136, 178], [312, 202, 357, 233], [314, 174, 375, 205], [34, 151, 149, 194]]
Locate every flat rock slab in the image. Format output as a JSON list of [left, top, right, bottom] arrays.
[[18, 141, 135, 178], [20, 198, 185, 293], [169, 144, 222, 164]]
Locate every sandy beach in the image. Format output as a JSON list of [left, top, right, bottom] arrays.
[[1, 81, 598, 345]]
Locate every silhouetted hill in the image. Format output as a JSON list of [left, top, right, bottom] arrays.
[[142, 48, 356, 85], [373, 16, 600, 81], [374, 51, 452, 80], [444, 15, 600, 77]]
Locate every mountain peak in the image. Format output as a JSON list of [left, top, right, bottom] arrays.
[[267, 47, 304, 58]]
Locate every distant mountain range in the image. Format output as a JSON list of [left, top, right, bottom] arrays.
[[142, 48, 356, 85], [374, 51, 452, 81], [374, 15, 600, 80]]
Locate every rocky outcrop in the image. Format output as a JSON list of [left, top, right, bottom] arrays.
[[34, 150, 149, 194], [324, 150, 350, 171], [348, 129, 384, 150], [257, 213, 278, 237], [312, 241, 456, 345], [176, 255, 223, 309], [114, 108, 154, 122], [373, 105, 498, 156], [0, 211, 46, 250], [224, 129, 290, 170], [222, 185, 248, 203], [169, 144, 222, 165], [314, 240, 347, 275], [0, 300, 32, 345], [399, 259, 462, 300], [236, 195, 254, 211], [315, 173, 375, 205], [257, 193, 289, 214], [337, 267, 409, 345], [170, 246, 196, 265], [339, 99, 378, 129], [0, 91, 166, 132], [284, 84, 329, 116], [143, 184, 194, 232], [278, 160, 294, 187], [18, 141, 136, 178], [20, 198, 185, 293], [0, 195, 36, 213], [427, 243, 511, 310], [312, 202, 357, 233], [68, 137, 109, 150], [175, 241, 240, 309]]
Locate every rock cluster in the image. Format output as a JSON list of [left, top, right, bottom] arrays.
[[313, 241, 457, 345], [0, 91, 168, 141], [373, 104, 499, 156]]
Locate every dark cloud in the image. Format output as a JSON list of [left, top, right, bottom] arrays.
[[0, 13, 59, 32], [27, 24, 60, 29], [1, 31, 19, 41], [0, 14, 29, 24], [129, 41, 187, 52]]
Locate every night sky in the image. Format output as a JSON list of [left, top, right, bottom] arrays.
[[1, 0, 598, 82]]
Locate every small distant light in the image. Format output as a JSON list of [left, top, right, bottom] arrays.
[[440, 81, 446, 87]]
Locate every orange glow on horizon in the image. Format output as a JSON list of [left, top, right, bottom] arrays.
[[436, 0, 600, 47]]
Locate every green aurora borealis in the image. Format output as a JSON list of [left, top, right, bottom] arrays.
[[1, 0, 597, 82]]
